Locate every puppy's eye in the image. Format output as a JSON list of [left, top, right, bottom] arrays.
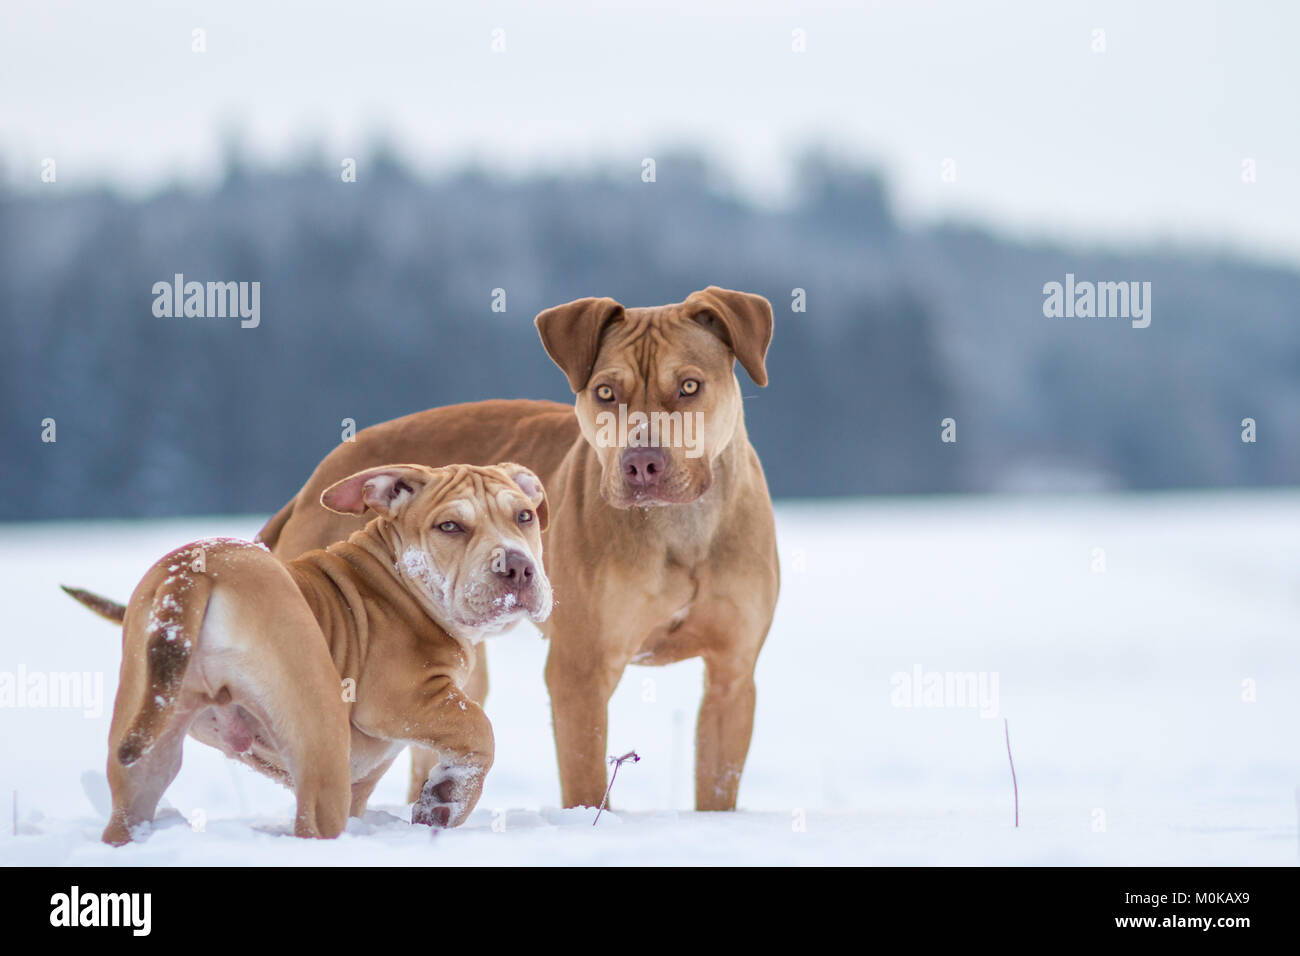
[[594, 384, 615, 402], [437, 521, 464, 534], [680, 379, 700, 396], [517, 510, 534, 524]]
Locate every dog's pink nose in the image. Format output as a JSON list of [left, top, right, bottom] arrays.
[[621, 447, 666, 489], [491, 549, 535, 587]]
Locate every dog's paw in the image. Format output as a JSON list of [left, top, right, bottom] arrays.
[[411, 761, 482, 829], [411, 774, 454, 828]]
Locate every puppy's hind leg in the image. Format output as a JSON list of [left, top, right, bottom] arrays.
[[258, 655, 352, 838], [286, 711, 352, 839], [103, 716, 192, 846], [102, 573, 209, 845], [216, 586, 352, 839]]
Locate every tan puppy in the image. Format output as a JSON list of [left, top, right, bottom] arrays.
[[68, 462, 551, 845], [259, 287, 779, 811]]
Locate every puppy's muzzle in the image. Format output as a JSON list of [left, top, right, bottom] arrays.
[[485, 546, 550, 622], [490, 547, 536, 589]]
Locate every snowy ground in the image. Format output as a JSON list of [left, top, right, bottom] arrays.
[[2, 491, 1297, 865]]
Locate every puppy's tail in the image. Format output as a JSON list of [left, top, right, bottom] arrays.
[[116, 573, 209, 767], [60, 585, 127, 625]]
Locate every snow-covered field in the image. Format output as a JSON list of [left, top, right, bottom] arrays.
[[2, 492, 1297, 865]]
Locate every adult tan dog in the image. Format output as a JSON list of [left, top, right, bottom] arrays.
[[259, 287, 779, 811], [66, 462, 551, 844]]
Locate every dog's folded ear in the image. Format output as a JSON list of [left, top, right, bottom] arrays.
[[535, 296, 626, 392], [684, 287, 774, 387], [497, 462, 549, 532], [320, 464, 432, 518]]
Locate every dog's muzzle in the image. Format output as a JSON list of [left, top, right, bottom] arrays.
[[486, 547, 550, 621]]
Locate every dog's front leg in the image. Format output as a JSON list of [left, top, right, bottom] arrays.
[[368, 676, 494, 828], [695, 654, 759, 811], [544, 639, 624, 808], [687, 589, 775, 812], [406, 643, 489, 803]]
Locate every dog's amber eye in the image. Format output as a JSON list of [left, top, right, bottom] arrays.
[[680, 379, 700, 396], [437, 521, 463, 534], [517, 510, 534, 524], [595, 384, 615, 402]]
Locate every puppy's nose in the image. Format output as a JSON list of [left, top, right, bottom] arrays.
[[490, 548, 535, 586], [621, 447, 666, 489]]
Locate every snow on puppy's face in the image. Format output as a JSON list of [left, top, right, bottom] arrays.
[[321, 462, 552, 640]]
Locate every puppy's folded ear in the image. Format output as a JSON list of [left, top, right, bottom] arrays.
[[320, 464, 432, 518], [684, 286, 774, 387], [535, 296, 625, 392], [497, 462, 549, 532]]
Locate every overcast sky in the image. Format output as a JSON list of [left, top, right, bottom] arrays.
[[2, 0, 1297, 264]]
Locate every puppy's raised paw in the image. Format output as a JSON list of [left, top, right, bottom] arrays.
[[411, 761, 482, 829]]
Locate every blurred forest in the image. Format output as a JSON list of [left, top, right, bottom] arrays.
[[2, 149, 1297, 520]]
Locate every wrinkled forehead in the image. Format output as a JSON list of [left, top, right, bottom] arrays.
[[595, 309, 731, 374], [413, 468, 525, 521]]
